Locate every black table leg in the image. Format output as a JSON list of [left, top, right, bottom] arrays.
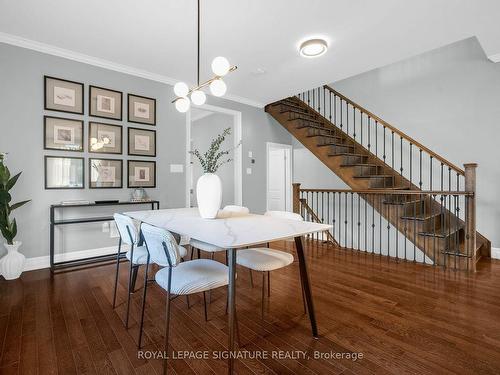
[[294, 235, 318, 338], [227, 248, 236, 374]]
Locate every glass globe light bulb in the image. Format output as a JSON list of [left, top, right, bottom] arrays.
[[209, 79, 227, 97], [90, 137, 98, 145], [175, 97, 191, 113], [190, 90, 206, 106], [102, 137, 110, 145], [211, 56, 230, 76], [174, 82, 189, 97]]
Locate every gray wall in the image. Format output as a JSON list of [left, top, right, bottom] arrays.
[[294, 37, 500, 247], [191, 112, 235, 207], [0, 43, 291, 260]]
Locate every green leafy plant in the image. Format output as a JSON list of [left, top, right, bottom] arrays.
[[189, 127, 240, 173], [0, 153, 30, 245]]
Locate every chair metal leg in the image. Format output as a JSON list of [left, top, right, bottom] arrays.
[[163, 294, 172, 375], [138, 260, 149, 348], [130, 265, 139, 293], [186, 295, 191, 309], [190, 246, 195, 260], [225, 286, 228, 315], [203, 291, 209, 321], [125, 261, 135, 329], [235, 309, 242, 347], [267, 271, 271, 297], [249, 269, 254, 288], [112, 239, 122, 309], [261, 272, 265, 335], [197, 248, 201, 259], [208, 253, 214, 304]]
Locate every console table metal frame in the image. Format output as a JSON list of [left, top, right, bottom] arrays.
[[49, 201, 159, 272]]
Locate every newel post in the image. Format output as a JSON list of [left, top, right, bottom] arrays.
[[292, 183, 301, 214], [464, 163, 477, 271]]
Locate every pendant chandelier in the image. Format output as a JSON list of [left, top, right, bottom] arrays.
[[173, 0, 237, 112]]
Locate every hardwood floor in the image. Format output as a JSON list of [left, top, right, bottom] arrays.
[[1, 240, 500, 374]]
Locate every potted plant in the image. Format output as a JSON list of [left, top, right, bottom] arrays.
[[0, 153, 30, 280], [189, 128, 239, 219]]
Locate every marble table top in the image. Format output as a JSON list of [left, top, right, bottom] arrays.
[[125, 207, 332, 248]]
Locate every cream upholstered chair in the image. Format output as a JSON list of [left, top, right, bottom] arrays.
[[235, 210, 306, 320], [141, 223, 233, 369], [112, 214, 187, 336], [189, 205, 250, 260]]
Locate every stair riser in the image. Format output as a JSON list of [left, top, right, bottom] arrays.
[[326, 145, 355, 155], [403, 214, 456, 233], [306, 128, 337, 138], [288, 114, 320, 123], [367, 176, 394, 188], [317, 136, 344, 145], [352, 165, 381, 176], [278, 103, 308, 114], [340, 154, 368, 165]]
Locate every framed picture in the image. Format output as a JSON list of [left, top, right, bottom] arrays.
[[128, 127, 156, 157], [44, 76, 84, 114], [44, 116, 84, 152], [89, 158, 123, 189], [128, 94, 156, 125], [88, 122, 122, 154], [44, 156, 84, 189], [128, 160, 156, 188], [89, 85, 122, 120]]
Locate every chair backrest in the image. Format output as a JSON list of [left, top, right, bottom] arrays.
[[223, 205, 250, 214], [265, 210, 303, 222], [141, 223, 182, 267], [113, 213, 140, 245]]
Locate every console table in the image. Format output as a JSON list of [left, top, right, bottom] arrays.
[[49, 201, 159, 272]]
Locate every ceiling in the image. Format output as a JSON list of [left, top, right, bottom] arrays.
[[1, 0, 499, 107]]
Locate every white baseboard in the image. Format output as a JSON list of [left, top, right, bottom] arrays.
[[22, 245, 130, 272], [491, 247, 500, 260]]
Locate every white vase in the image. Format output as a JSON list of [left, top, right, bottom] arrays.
[[196, 173, 222, 219], [0, 241, 25, 280]]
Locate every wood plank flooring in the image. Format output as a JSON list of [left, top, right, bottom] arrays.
[[1, 240, 500, 374]]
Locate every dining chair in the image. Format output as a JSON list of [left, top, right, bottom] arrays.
[[235, 210, 307, 322], [140, 222, 236, 368], [112, 214, 187, 331]]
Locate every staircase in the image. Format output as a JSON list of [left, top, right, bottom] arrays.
[[266, 85, 490, 270]]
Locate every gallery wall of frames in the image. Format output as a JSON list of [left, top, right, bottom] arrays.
[[43, 76, 157, 190]]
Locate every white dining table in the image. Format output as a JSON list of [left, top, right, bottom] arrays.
[[126, 207, 332, 374]]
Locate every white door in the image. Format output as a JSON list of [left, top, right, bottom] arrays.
[[267, 143, 292, 211]]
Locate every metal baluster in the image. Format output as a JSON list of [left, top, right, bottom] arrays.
[[353, 107, 357, 142], [375, 121, 378, 158], [344, 192, 348, 248], [432, 193, 437, 265], [351, 192, 354, 249], [371, 194, 375, 253], [367, 116, 371, 153], [430, 156, 433, 191], [409, 143, 413, 188], [357, 194, 361, 251], [333, 192, 336, 243], [346, 102, 349, 135], [400, 136, 403, 176], [364, 196, 368, 252], [334, 95, 337, 126], [340, 99, 343, 131], [383, 126, 386, 164], [391, 131, 394, 170], [360, 113, 363, 147], [419, 149, 423, 189], [379, 194, 382, 255], [317, 87, 321, 115], [329, 91, 332, 123], [338, 192, 341, 247], [413, 198, 417, 262], [387, 195, 390, 258]]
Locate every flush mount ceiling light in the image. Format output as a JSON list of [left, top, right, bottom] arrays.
[[172, 0, 237, 112], [299, 39, 328, 58]]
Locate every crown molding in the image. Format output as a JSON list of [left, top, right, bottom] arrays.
[[488, 53, 500, 63], [0, 32, 264, 108]]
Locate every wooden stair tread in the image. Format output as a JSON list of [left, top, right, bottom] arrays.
[[401, 212, 442, 221], [353, 174, 394, 179], [289, 117, 323, 124], [419, 228, 463, 238]]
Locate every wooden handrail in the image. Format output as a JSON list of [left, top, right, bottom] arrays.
[[323, 85, 465, 176], [299, 188, 473, 196]]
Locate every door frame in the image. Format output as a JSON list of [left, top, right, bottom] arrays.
[[186, 104, 242, 208], [266, 142, 293, 212]]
